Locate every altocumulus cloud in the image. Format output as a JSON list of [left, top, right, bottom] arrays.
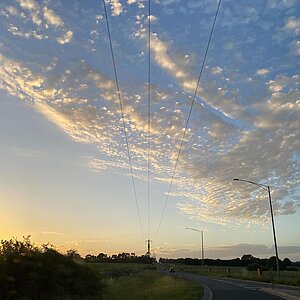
[[0, 0, 299, 227]]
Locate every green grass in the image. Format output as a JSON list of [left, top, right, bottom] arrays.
[[87, 263, 156, 278], [169, 264, 300, 286], [102, 270, 203, 300]]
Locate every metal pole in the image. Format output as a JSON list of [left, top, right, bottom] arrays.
[[233, 179, 281, 280], [201, 231, 204, 271], [268, 186, 280, 279]]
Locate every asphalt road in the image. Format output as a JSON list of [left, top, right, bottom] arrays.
[[175, 272, 286, 300]]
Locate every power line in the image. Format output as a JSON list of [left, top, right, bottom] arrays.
[[147, 0, 151, 240], [155, 0, 222, 237], [102, 0, 144, 240]]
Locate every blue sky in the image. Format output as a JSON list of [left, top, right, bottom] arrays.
[[0, 0, 299, 260]]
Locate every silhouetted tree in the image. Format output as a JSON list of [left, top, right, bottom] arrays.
[[267, 256, 285, 271], [0, 237, 105, 299]]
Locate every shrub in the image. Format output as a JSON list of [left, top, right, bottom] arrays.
[[0, 237, 105, 299], [246, 263, 267, 271]]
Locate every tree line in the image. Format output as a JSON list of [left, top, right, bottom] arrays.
[[159, 254, 299, 271], [85, 252, 156, 264]]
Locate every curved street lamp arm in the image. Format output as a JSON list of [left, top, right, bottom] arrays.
[[233, 178, 269, 191], [186, 227, 201, 233]]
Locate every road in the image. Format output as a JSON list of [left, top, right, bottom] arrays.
[[174, 272, 300, 300]]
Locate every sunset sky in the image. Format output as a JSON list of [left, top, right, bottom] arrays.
[[0, 0, 299, 260]]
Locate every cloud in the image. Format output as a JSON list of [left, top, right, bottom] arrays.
[[285, 17, 300, 34], [43, 6, 64, 27], [290, 40, 300, 55], [57, 30, 73, 44], [148, 15, 158, 23], [0, 0, 299, 229], [134, 31, 247, 120], [107, 0, 123, 16], [0, 50, 299, 225], [41, 231, 63, 236], [3, 1, 72, 45], [256, 68, 270, 76], [211, 66, 223, 75], [18, 0, 39, 11]]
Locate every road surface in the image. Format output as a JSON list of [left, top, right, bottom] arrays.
[[174, 272, 300, 300]]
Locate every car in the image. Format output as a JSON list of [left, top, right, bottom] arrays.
[[169, 267, 175, 273]]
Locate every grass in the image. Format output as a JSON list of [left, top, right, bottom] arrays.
[[102, 270, 203, 300], [87, 263, 156, 278], [168, 264, 300, 286]]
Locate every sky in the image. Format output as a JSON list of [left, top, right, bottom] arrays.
[[0, 0, 299, 260]]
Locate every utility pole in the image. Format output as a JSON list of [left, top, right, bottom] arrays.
[[201, 230, 204, 271], [146, 239, 152, 256]]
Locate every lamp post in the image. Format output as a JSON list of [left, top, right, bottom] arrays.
[[186, 227, 204, 271], [233, 178, 280, 279]]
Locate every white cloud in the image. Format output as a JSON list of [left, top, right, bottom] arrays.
[[57, 31, 73, 44], [148, 15, 158, 23], [285, 17, 300, 34], [8, 25, 45, 40], [1, 48, 298, 225], [268, 81, 283, 92], [108, 0, 123, 16], [290, 40, 300, 55], [0, 0, 299, 229], [256, 68, 270, 76], [43, 6, 64, 27], [6, 6, 18, 15], [18, 0, 39, 11], [211, 66, 223, 75]]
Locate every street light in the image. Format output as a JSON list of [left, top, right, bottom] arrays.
[[233, 178, 280, 279], [186, 227, 204, 271]]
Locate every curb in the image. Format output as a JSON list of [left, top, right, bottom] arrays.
[[261, 288, 300, 300]]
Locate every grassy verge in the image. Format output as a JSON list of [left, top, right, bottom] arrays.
[[87, 262, 155, 278], [168, 264, 300, 286], [103, 270, 203, 300]]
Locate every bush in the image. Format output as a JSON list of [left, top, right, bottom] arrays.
[[267, 256, 286, 271], [246, 263, 267, 271], [0, 237, 105, 299]]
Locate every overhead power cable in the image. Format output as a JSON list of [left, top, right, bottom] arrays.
[[102, 0, 144, 240], [147, 0, 151, 240], [155, 0, 222, 237]]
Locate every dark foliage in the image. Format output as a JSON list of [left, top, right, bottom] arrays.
[[159, 254, 296, 271], [0, 237, 105, 299], [246, 263, 267, 271], [85, 252, 156, 264], [267, 256, 285, 271]]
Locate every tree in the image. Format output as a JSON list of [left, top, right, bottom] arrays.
[[283, 257, 292, 267], [0, 237, 105, 299], [267, 256, 285, 271], [241, 254, 254, 261]]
